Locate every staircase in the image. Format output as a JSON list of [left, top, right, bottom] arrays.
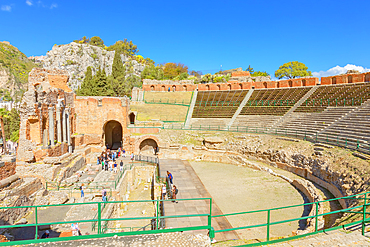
[[269, 86, 318, 130]]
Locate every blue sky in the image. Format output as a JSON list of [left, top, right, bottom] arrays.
[[1, 0, 370, 77]]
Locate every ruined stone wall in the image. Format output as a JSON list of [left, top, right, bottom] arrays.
[[0, 157, 16, 181], [74, 96, 130, 147], [17, 68, 74, 163]]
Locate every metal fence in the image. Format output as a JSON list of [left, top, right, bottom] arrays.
[[0, 192, 370, 246], [128, 123, 370, 155]]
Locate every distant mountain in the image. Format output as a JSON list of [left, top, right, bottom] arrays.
[[0, 41, 38, 101]]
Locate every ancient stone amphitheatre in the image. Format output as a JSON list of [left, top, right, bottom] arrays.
[[1, 68, 370, 246]]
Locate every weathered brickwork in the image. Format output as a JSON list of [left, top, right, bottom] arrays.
[[74, 96, 130, 147], [321, 72, 370, 85]]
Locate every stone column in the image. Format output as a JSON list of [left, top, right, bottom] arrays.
[[48, 106, 54, 146], [66, 108, 72, 153], [62, 107, 67, 143], [56, 106, 62, 143]]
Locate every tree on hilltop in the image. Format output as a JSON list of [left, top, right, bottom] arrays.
[[275, 61, 312, 79], [89, 36, 104, 47], [245, 65, 269, 77], [107, 39, 139, 56], [163, 63, 188, 79], [141, 64, 164, 80]]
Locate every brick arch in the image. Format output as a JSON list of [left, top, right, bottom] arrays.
[[134, 135, 160, 154], [102, 119, 125, 149]]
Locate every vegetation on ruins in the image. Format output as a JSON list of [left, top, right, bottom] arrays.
[[275, 61, 312, 79]]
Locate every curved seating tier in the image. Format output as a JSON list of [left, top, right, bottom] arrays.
[[192, 90, 248, 118]]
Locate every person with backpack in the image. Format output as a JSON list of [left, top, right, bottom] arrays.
[[172, 185, 178, 203], [167, 171, 173, 184]]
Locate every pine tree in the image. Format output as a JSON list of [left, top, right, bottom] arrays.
[[77, 66, 94, 96], [112, 51, 125, 79], [94, 68, 114, 96]]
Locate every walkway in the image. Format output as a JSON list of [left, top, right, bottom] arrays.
[[159, 159, 239, 242]]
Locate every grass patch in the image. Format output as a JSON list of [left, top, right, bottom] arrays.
[[130, 104, 189, 121], [144, 91, 193, 104]]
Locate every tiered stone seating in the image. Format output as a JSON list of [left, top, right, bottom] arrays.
[[240, 87, 311, 115], [295, 82, 370, 112], [274, 107, 357, 139], [232, 115, 282, 128], [192, 90, 248, 118], [189, 118, 230, 129], [316, 101, 370, 153]]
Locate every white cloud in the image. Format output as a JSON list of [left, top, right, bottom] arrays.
[[313, 64, 370, 78], [26, 0, 33, 6], [1, 5, 11, 11], [50, 3, 57, 9]]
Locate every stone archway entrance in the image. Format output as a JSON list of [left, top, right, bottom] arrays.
[[104, 120, 122, 150], [139, 138, 158, 154]]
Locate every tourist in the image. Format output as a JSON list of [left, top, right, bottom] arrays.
[[104, 161, 108, 171], [162, 184, 167, 200], [123, 149, 126, 157], [167, 171, 173, 184], [120, 160, 124, 172], [102, 188, 107, 202], [80, 184, 84, 198], [97, 157, 100, 165], [113, 151, 116, 161], [41, 230, 49, 238], [168, 87, 170, 92], [113, 162, 117, 173], [172, 185, 178, 203], [109, 161, 113, 172], [71, 223, 80, 236], [101, 160, 105, 171], [131, 152, 134, 161]]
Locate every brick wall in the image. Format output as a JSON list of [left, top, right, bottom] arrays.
[[321, 72, 369, 85], [74, 96, 129, 146]]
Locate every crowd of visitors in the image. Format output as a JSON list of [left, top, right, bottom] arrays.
[[97, 148, 129, 173]]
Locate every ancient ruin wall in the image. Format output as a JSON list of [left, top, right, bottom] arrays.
[[74, 96, 130, 147], [17, 68, 74, 163]]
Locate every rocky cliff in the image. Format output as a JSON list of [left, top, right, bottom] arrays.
[[0, 41, 38, 101], [43, 42, 145, 91]]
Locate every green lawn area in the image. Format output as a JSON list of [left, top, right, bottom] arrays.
[[144, 91, 193, 104], [130, 104, 189, 121]]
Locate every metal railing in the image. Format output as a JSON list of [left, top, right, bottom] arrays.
[[0, 192, 370, 246], [127, 123, 370, 155]]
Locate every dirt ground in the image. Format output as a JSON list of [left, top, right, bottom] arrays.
[[189, 161, 305, 240]]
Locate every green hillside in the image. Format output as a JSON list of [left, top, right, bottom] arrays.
[[0, 41, 38, 100]]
